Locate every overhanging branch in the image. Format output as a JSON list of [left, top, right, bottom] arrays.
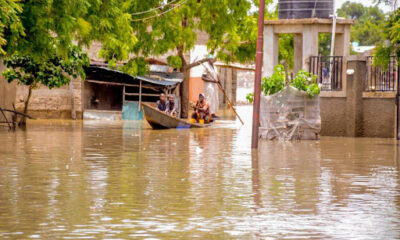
[[183, 57, 213, 71]]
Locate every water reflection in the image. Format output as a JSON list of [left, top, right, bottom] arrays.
[[0, 108, 400, 239]]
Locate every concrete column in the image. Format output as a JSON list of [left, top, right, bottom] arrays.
[[232, 69, 237, 105], [225, 68, 233, 103], [263, 25, 279, 77], [302, 25, 319, 70], [0, 62, 17, 121], [334, 26, 351, 58], [345, 58, 366, 137], [217, 67, 224, 108], [293, 33, 303, 74], [335, 25, 351, 92]]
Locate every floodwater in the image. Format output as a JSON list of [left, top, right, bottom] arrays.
[[1, 106, 400, 239]]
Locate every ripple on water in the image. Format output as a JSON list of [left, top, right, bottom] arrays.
[[0, 106, 400, 239]]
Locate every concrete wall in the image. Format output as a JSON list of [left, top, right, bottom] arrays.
[[218, 67, 237, 108], [320, 97, 346, 136], [0, 62, 16, 122], [0, 72, 84, 120], [362, 97, 395, 138], [320, 57, 397, 138], [15, 77, 84, 119]]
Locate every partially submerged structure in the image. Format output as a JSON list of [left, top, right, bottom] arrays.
[[259, 0, 399, 139], [260, 86, 321, 140], [83, 63, 182, 120], [0, 62, 183, 122]]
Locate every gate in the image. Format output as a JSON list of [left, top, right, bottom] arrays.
[[309, 56, 343, 91], [366, 56, 396, 92], [366, 56, 400, 139]]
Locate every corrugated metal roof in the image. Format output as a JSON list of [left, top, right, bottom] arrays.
[[85, 66, 183, 87]]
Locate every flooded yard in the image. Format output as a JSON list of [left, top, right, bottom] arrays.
[[1, 106, 400, 239]]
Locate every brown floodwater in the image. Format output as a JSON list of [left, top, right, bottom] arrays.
[[1, 106, 400, 239]]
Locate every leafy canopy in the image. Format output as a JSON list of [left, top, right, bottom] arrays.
[[2, 0, 138, 73], [246, 65, 320, 102], [3, 46, 90, 88], [126, 0, 273, 68], [374, 8, 400, 67], [0, 0, 24, 55], [337, 1, 386, 46]]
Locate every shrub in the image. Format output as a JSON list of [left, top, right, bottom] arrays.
[[246, 65, 320, 102]]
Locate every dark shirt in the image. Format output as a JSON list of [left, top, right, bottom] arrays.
[[156, 100, 167, 111]]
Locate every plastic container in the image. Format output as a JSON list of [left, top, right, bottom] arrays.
[[278, 0, 334, 19]]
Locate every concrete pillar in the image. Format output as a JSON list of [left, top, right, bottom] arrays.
[[334, 26, 351, 58], [293, 33, 303, 74], [335, 25, 351, 92], [225, 68, 233, 102], [263, 25, 279, 77], [302, 25, 319, 70], [232, 69, 237, 105], [345, 58, 366, 137], [217, 67, 224, 108], [0, 62, 17, 121]]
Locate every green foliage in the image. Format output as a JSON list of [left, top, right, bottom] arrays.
[[246, 65, 320, 102], [261, 65, 286, 96], [0, 0, 24, 55], [3, 46, 89, 89], [119, 57, 149, 76], [290, 69, 320, 98], [167, 55, 183, 69], [374, 8, 400, 67], [278, 34, 294, 69], [374, 43, 392, 69], [337, 1, 386, 46], [318, 33, 332, 56], [246, 93, 254, 103], [128, 0, 274, 67], [1, 0, 139, 73]]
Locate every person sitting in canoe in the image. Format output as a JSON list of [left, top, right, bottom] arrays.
[[166, 95, 178, 117], [191, 93, 211, 123], [156, 93, 167, 112]]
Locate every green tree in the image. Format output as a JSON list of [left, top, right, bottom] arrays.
[[3, 0, 137, 66], [337, 1, 386, 46], [1, 1, 140, 124], [2, 46, 89, 124], [0, 0, 24, 55], [374, 9, 400, 68], [125, 0, 272, 117]]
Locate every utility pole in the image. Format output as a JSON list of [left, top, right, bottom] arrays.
[[251, 0, 265, 149]]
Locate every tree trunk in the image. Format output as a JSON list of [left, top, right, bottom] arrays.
[[180, 67, 190, 118], [69, 80, 76, 120], [19, 84, 33, 126]]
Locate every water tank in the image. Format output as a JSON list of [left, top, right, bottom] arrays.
[[278, 0, 334, 19]]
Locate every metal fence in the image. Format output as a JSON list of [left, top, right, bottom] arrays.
[[366, 56, 397, 92], [309, 56, 343, 91]]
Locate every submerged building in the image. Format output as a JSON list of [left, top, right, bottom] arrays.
[[0, 61, 183, 121], [0, 32, 238, 124]]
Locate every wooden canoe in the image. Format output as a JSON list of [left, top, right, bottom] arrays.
[[141, 103, 213, 129]]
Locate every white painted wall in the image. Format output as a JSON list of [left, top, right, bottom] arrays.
[[190, 44, 208, 78]]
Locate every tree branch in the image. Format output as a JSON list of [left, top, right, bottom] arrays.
[[183, 57, 213, 71], [177, 46, 187, 68]]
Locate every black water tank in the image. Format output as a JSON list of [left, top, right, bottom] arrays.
[[278, 0, 334, 19]]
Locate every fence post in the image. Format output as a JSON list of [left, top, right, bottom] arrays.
[[397, 65, 400, 140], [345, 58, 365, 137]]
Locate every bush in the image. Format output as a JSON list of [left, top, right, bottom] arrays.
[[247, 65, 320, 102]]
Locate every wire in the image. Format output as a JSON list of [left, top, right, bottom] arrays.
[[131, 0, 180, 16], [131, 0, 189, 22]]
